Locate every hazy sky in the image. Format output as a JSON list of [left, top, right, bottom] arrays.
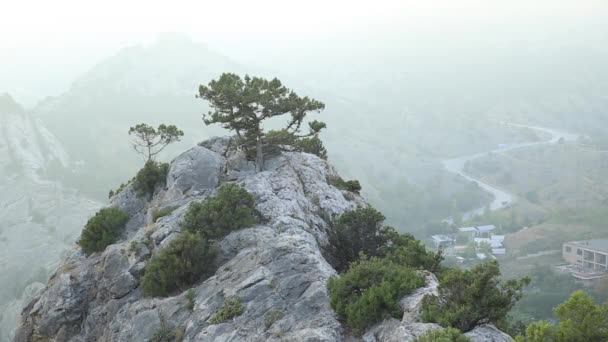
[[1, 0, 607, 105]]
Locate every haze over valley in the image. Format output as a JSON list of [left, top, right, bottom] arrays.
[[2, 1, 608, 341]]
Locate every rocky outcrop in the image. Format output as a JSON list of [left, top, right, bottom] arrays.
[[0, 94, 100, 342], [15, 137, 512, 342]]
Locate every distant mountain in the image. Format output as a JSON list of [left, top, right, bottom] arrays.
[[32, 34, 248, 198]]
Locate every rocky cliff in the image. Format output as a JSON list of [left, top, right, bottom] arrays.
[[0, 94, 99, 342], [15, 137, 512, 342]]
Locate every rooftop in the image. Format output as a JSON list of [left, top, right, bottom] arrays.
[[477, 225, 496, 232], [431, 234, 453, 242], [565, 239, 608, 252]]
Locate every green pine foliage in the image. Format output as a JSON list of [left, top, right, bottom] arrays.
[[515, 290, 608, 342], [180, 183, 258, 239], [209, 296, 244, 324], [152, 206, 178, 222], [327, 256, 425, 334], [332, 206, 443, 272], [328, 175, 362, 193], [382, 231, 444, 273], [142, 232, 217, 297], [78, 207, 129, 255], [333, 206, 391, 270], [421, 260, 530, 332], [294, 135, 328, 160], [413, 328, 471, 342], [132, 160, 170, 198]]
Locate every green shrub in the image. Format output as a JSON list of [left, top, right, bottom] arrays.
[[185, 289, 196, 311], [421, 260, 530, 332], [295, 135, 328, 160], [209, 296, 244, 324], [332, 206, 391, 270], [153, 206, 178, 222], [133, 160, 170, 198], [413, 328, 471, 342], [264, 309, 284, 329], [383, 232, 444, 273], [142, 232, 217, 297], [332, 206, 442, 272], [516, 290, 608, 342], [328, 175, 362, 193], [152, 316, 184, 342], [328, 256, 425, 334], [181, 183, 258, 239], [108, 182, 129, 199], [78, 207, 129, 255]]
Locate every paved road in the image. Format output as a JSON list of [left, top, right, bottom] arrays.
[[442, 123, 579, 222]]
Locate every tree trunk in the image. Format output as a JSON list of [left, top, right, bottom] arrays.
[[255, 136, 263, 172]]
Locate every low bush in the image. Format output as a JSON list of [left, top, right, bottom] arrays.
[[413, 328, 471, 342], [328, 175, 362, 193], [185, 288, 196, 311], [264, 309, 284, 329], [332, 206, 390, 270], [151, 316, 184, 342], [421, 260, 530, 332], [78, 207, 129, 255], [209, 296, 244, 324], [327, 256, 425, 334], [108, 182, 129, 199], [294, 135, 328, 160], [132, 160, 170, 198], [142, 232, 217, 297], [181, 183, 258, 239], [152, 206, 178, 222], [332, 206, 443, 272], [383, 231, 444, 273]]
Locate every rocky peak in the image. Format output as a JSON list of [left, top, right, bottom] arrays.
[[15, 137, 512, 342]]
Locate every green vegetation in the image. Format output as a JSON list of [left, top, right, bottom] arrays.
[[108, 181, 129, 198], [128, 123, 184, 161], [181, 183, 258, 239], [78, 207, 129, 255], [332, 206, 390, 270], [153, 206, 178, 222], [383, 231, 444, 273], [413, 328, 471, 342], [294, 135, 328, 160], [151, 316, 185, 342], [142, 232, 217, 297], [332, 206, 442, 272], [328, 175, 362, 193], [421, 260, 530, 332], [327, 256, 425, 334], [264, 309, 284, 329], [132, 160, 170, 197], [143, 183, 258, 297], [515, 290, 608, 342], [209, 296, 244, 324], [185, 289, 196, 311], [264, 129, 328, 160], [198, 73, 326, 172], [511, 265, 578, 321]]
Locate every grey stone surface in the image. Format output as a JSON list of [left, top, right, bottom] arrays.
[[15, 137, 513, 342], [465, 324, 514, 342]]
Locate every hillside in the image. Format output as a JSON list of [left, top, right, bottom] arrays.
[[0, 94, 100, 341], [15, 138, 511, 342]]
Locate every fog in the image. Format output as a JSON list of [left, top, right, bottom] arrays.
[[2, 0, 608, 340]]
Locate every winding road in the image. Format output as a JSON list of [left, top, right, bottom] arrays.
[[442, 123, 579, 222]]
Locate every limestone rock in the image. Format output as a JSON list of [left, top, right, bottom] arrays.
[[15, 137, 513, 342]]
